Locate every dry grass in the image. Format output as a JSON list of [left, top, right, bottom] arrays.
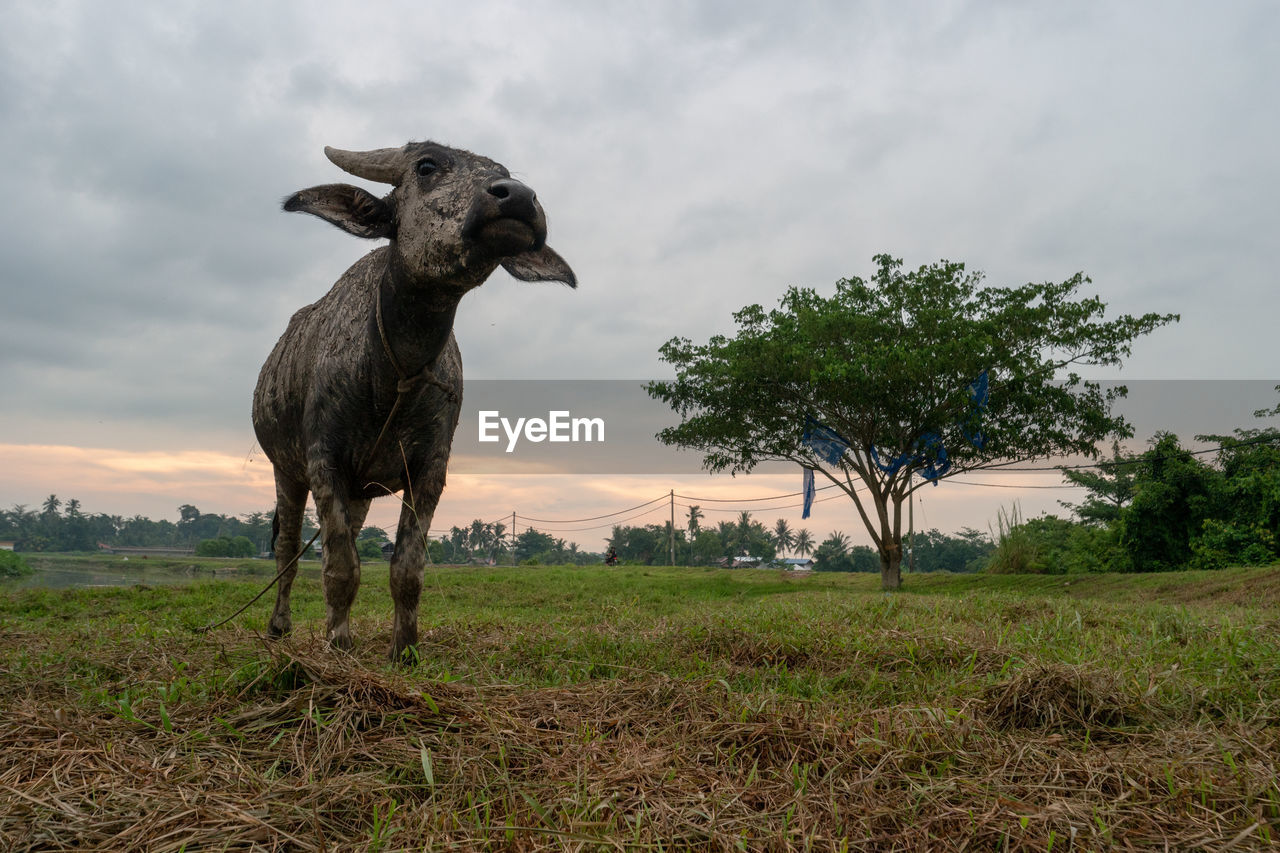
[[1, 636, 1275, 851], [2, 565, 1279, 850]]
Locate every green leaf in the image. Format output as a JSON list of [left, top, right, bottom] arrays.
[[420, 745, 434, 788]]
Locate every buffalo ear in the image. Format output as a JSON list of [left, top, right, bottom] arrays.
[[500, 245, 577, 288], [282, 184, 395, 239]]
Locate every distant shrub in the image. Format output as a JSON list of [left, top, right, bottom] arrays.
[[984, 509, 1128, 575], [1190, 520, 1276, 570], [984, 505, 1042, 574], [196, 536, 256, 558], [0, 549, 32, 578], [814, 545, 879, 573]]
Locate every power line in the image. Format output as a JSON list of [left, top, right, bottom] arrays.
[[517, 502, 672, 534], [424, 435, 1278, 532], [675, 477, 855, 503], [675, 491, 852, 515], [978, 433, 1280, 473], [515, 494, 668, 524], [947, 480, 1084, 490], [673, 435, 1280, 505]]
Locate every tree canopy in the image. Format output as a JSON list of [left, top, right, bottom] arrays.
[[647, 254, 1178, 589]]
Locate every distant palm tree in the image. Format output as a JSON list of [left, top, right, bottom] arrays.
[[448, 526, 468, 562], [469, 519, 489, 561], [716, 520, 737, 554], [820, 531, 850, 556], [772, 518, 794, 555], [686, 505, 703, 538], [489, 521, 507, 562], [792, 528, 814, 558]]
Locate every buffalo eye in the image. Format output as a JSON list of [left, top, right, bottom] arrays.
[[415, 158, 438, 177]]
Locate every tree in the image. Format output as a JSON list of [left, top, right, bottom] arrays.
[[910, 527, 993, 573], [60, 500, 96, 551], [1119, 434, 1221, 572], [1059, 441, 1139, 524], [822, 531, 850, 555], [772, 518, 795, 555], [515, 528, 558, 563], [38, 495, 62, 545], [686, 505, 703, 538], [814, 533, 878, 572], [648, 254, 1177, 590], [358, 526, 391, 543], [608, 523, 666, 564], [793, 528, 814, 558], [691, 529, 724, 564], [1197, 427, 1280, 557], [447, 526, 469, 563], [468, 519, 490, 562], [196, 536, 255, 558], [488, 521, 509, 563]]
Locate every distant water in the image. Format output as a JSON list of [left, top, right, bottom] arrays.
[[8, 561, 298, 590]]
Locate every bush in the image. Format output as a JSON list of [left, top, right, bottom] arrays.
[[909, 528, 993, 573], [813, 544, 878, 573], [1190, 520, 1276, 570], [984, 510, 1127, 575], [0, 549, 32, 578], [196, 536, 256, 558], [984, 505, 1042, 574], [1020, 516, 1127, 574], [1118, 434, 1221, 572]]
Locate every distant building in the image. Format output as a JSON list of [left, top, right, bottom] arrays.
[[717, 555, 761, 569], [0, 541, 15, 552], [780, 558, 815, 572], [380, 541, 395, 560]]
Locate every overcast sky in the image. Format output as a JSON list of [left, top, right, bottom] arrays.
[[1, 1, 1277, 545]]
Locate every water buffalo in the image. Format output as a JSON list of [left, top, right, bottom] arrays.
[[253, 141, 575, 659]]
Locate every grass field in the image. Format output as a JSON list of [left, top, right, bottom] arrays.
[[2, 556, 1278, 850]]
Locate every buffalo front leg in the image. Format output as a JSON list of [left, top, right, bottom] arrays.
[[268, 473, 308, 639], [389, 461, 448, 661], [313, 476, 370, 651]]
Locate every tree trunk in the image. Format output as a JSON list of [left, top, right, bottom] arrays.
[[880, 540, 903, 591]]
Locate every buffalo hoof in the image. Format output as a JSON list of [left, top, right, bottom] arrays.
[[327, 628, 353, 651]]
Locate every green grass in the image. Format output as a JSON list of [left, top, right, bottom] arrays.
[[2, 557, 1278, 850]]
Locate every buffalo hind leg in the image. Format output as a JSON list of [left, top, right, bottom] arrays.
[[389, 460, 448, 662], [267, 473, 308, 639], [313, 475, 370, 651]]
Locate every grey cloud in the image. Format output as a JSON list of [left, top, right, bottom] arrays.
[[1, 0, 1278, 485]]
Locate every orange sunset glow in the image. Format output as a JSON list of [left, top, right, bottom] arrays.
[[0, 442, 1075, 551]]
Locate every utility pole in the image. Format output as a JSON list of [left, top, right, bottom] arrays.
[[669, 489, 676, 566], [511, 511, 516, 567]]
